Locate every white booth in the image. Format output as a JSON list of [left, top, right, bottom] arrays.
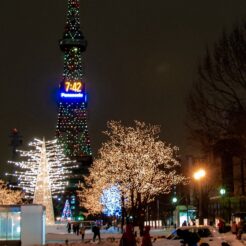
[[0, 205, 45, 246]]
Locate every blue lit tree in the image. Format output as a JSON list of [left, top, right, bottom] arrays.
[[101, 185, 121, 217], [62, 199, 72, 219]]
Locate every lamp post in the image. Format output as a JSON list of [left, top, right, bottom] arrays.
[[219, 187, 231, 222], [193, 169, 206, 225], [219, 188, 226, 220], [172, 196, 177, 227]]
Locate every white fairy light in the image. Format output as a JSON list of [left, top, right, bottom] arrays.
[[8, 138, 76, 224], [0, 180, 23, 205], [79, 121, 186, 216]]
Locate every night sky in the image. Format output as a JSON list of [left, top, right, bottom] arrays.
[[0, 0, 246, 175]]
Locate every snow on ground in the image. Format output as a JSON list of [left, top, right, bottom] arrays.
[[46, 224, 246, 246], [46, 224, 171, 245], [224, 234, 246, 246]]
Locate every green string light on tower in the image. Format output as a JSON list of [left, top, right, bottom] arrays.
[[56, 0, 92, 161]]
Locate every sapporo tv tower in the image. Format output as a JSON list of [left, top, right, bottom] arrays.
[[56, 0, 92, 165]]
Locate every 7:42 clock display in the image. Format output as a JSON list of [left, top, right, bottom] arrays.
[[64, 81, 82, 93], [60, 80, 85, 99]]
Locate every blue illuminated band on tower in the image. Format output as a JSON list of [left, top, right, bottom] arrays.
[[60, 93, 84, 98]]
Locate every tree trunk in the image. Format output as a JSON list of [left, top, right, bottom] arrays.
[[121, 195, 125, 233], [131, 190, 137, 225], [136, 192, 145, 236]]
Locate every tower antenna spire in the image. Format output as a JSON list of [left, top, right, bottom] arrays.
[[60, 0, 87, 52]]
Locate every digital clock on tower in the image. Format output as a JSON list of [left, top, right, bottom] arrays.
[[64, 81, 83, 93]]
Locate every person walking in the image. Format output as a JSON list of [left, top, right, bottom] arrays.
[[141, 226, 152, 246], [119, 224, 136, 246], [80, 225, 86, 241], [72, 223, 76, 234], [92, 225, 101, 242], [231, 221, 238, 234], [67, 222, 71, 234], [237, 220, 244, 240], [76, 223, 80, 236], [217, 219, 225, 233]]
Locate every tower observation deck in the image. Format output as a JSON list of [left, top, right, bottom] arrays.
[[56, 0, 92, 164]]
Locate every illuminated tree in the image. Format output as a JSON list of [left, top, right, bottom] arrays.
[[0, 180, 23, 205], [101, 185, 121, 217], [62, 199, 72, 220], [8, 138, 76, 224], [78, 121, 186, 231]]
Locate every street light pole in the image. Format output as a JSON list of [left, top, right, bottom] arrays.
[[198, 180, 203, 225], [194, 169, 206, 225], [220, 188, 226, 219], [172, 196, 177, 227]]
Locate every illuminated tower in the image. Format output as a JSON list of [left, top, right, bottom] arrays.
[[56, 0, 92, 163]]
